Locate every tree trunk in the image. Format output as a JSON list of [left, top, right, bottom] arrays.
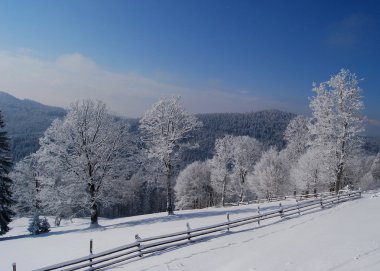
[[238, 173, 246, 204], [34, 174, 41, 211], [91, 202, 98, 225], [166, 164, 174, 215], [335, 162, 344, 194], [221, 175, 227, 207], [335, 121, 348, 194], [89, 183, 99, 225]]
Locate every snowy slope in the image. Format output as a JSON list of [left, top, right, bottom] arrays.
[[1, 193, 379, 271]]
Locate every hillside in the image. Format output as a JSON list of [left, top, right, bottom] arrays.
[[0, 91, 66, 161], [0, 91, 379, 163], [182, 110, 296, 163], [0, 92, 297, 163], [2, 192, 379, 271]]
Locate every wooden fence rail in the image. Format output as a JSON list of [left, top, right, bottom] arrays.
[[24, 191, 361, 271], [228, 190, 340, 206]]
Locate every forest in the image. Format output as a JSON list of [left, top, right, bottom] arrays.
[[1, 69, 380, 235]]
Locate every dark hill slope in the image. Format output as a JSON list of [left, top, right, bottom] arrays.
[[0, 91, 66, 161], [0, 91, 378, 163], [182, 110, 297, 163]]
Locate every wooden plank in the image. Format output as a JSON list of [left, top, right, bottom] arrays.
[[55, 247, 141, 271], [33, 242, 139, 271]]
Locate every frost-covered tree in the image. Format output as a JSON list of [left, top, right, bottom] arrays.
[[359, 172, 376, 190], [343, 152, 374, 189], [210, 135, 235, 206], [283, 115, 309, 164], [140, 96, 202, 215], [279, 115, 310, 191], [358, 153, 380, 190], [11, 154, 43, 215], [0, 111, 14, 235], [38, 100, 131, 226], [33, 149, 81, 225], [175, 161, 214, 210], [290, 148, 333, 193], [309, 69, 364, 193], [231, 136, 262, 202], [251, 147, 287, 199], [11, 151, 75, 226]]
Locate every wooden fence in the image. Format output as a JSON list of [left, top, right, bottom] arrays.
[[17, 191, 360, 271]]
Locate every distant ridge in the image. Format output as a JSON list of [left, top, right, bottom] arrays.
[[0, 91, 66, 161], [0, 91, 379, 163]]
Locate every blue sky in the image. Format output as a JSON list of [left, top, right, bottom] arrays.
[[0, 0, 379, 132]]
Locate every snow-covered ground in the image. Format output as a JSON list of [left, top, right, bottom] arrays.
[[1, 192, 379, 271]]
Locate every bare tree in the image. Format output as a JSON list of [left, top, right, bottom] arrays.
[[140, 96, 202, 215], [39, 100, 131, 226]]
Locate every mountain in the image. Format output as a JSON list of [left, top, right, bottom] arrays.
[[0, 91, 66, 161], [0, 91, 379, 163]]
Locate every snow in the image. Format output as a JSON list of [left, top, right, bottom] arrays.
[[1, 192, 380, 271]]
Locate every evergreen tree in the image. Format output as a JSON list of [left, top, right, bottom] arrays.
[[0, 111, 14, 235], [27, 213, 50, 235]]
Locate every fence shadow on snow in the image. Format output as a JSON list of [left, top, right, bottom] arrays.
[[11, 191, 361, 271]]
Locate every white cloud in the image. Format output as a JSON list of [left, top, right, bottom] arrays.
[[0, 50, 295, 117]]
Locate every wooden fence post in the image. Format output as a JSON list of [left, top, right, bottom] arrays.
[[296, 200, 301, 215], [226, 213, 230, 232], [257, 206, 261, 225], [279, 203, 284, 218], [186, 222, 191, 241], [89, 239, 93, 268], [12, 263, 16, 271], [135, 234, 143, 257], [320, 195, 323, 208]]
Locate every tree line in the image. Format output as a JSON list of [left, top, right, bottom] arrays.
[[1, 69, 379, 236]]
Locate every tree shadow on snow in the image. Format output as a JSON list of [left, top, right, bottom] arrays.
[[1, 205, 282, 241], [101, 205, 281, 231]]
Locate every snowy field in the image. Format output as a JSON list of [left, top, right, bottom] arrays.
[[1, 192, 380, 271]]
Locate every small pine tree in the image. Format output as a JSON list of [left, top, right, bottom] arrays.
[[28, 213, 51, 235], [28, 213, 41, 235], [39, 217, 51, 233], [0, 111, 14, 235]]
